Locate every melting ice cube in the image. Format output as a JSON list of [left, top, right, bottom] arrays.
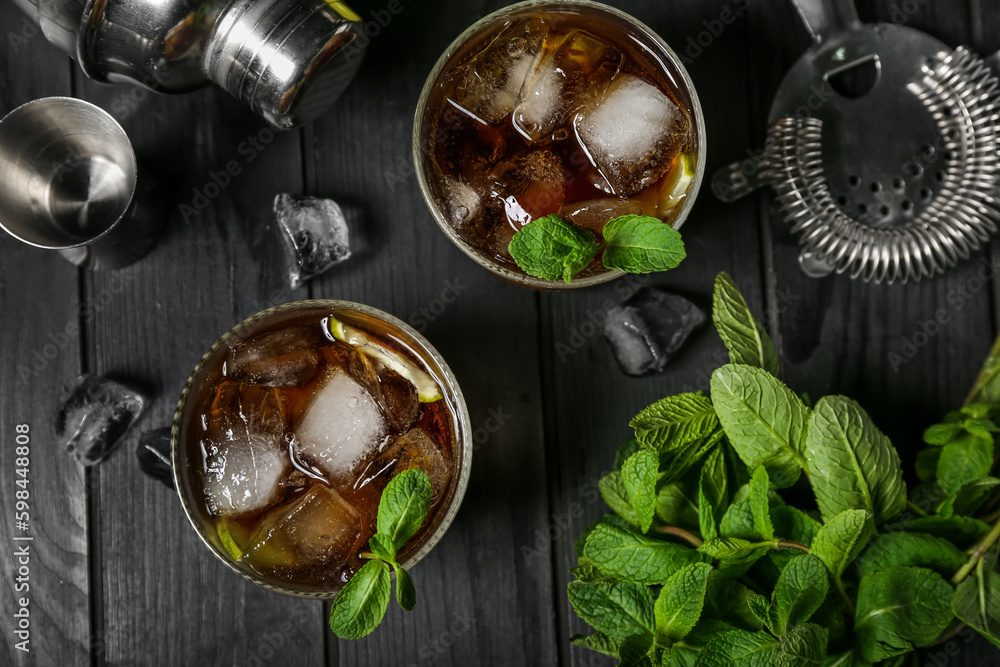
[[246, 484, 362, 570], [513, 30, 623, 142], [136, 427, 173, 489], [227, 326, 323, 387], [55, 374, 145, 466], [489, 149, 566, 228], [346, 349, 420, 434], [575, 75, 688, 196], [448, 17, 548, 125], [561, 197, 642, 233], [274, 194, 351, 289], [603, 288, 705, 377], [377, 428, 452, 505], [201, 383, 290, 516], [293, 368, 388, 485]]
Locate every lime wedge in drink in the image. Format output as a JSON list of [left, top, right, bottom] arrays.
[[217, 518, 251, 561], [659, 153, 694, 212], [328, 316, 444, 402]]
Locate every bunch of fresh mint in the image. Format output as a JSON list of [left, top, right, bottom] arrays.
[[568, 271, 1000, 666], [509, 214, 686, 283], [329, 468, 431, 639]]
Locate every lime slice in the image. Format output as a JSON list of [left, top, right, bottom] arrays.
[[325, 0, 361, 22], [217, 518, 248, 561], [328, 316, 444, 402], [659, 153, 695, 212]]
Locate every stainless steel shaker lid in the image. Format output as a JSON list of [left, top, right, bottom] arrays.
[[205, 0, 367, 129]]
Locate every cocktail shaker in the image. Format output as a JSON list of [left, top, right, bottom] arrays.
[[10, 0, 367, 129]]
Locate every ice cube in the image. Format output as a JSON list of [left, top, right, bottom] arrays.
[[449, 17, 548, 125], [201, 383, 290, 516], [513, 30, 623, 142], [55, 374, 145, 466], [561, 197, 642, 233], [136, 427, 173, 489], [246, 484, 362, 570], [293, 368, 388, 485], [441, 176, 483, 228], [227, 326, 322, 387], [489, 149, 566, 227], [378, 428, 451, 505], [346, 349, 420, 434], [603, 288, 705, 377], [274, 194, 351, 289], [575, 75, 689, 196]]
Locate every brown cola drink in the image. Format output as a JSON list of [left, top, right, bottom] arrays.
[[173, 303, 467, 594], [416, 1, 701, 283]]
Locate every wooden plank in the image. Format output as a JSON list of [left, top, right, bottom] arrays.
[[306, 3, 557, 664], [75, 73, 326, 663], [0, 5, 89, 664], [750, 0, 998, 664], [535, 1, 768, 664]]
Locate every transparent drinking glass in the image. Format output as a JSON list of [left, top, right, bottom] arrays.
[[413, 0, 707, 289], [171, 300, 472, 598]]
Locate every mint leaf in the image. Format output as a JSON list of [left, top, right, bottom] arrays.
[[696, 629, 779, 666], [508, 214, 599, 283], [654, 563, 713, 645], [704, 576, 762, 631], [329, 559, 392, 639], [900, 515, 990, 549], [623, 449, 660, 533], [570, 632, 620, 657], [748, 467, 775, 541], [392, 562, 416, 611], [772, 555, 829, 635], [916, 447, 941, 482], [853, 566, 954, 662], [699, 538, 771, 578], [660, 430, 725, 485], [804, 396, 906, 525], [853, 532, 966, 578], [619, 633, 656, 666], [568, 580, 656, 639], [952, 554, 1000, 649], [966, 335, 1000, 406], [616, 437, 642, 471], [923, 422, 964, 445], [601, 471, 640, 526], [630, 394, 719, 453], [712, 272, 780, 376], [770, 506, 822, 547], [746, 592, 778, 635], [377, 469, 433, 550], [711, 364, 810, 488], [656, 481, 700, 527], [584, 523, 704, 584], [368, 533, 397, 563], [720, 499, 758, 541], [601, 214, 686, 274], [775, 623, 828, 666], [576, 514, 634, 558], [822, 650, 874, 667], [952, 475, 1000, 516], [699, 448, 728, 541], [937, 432, 994, 496], [810, 509, 872, 580]]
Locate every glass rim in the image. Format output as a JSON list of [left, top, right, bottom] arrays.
[[411, 0, 708, 290], [170, 299, 473, 600]]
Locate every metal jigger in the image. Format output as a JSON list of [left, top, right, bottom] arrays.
[[0, 97, 162, 269]]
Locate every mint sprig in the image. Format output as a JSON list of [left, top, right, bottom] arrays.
[[507, 213, 686, 283], [328, 469, 432, 639]]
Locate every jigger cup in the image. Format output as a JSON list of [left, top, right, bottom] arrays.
[[0, 97, 160, 270]]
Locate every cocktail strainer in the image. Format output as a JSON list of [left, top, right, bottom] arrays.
[[712, 0, 1000, 284]]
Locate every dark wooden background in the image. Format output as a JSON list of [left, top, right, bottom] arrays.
[[2, 0, 999, 665]]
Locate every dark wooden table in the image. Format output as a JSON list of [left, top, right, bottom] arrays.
[[2, 0, 1000, 665]]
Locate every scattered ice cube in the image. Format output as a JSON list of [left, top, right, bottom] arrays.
[[575, 75, 688, 196], [561, 197, 642, 233], [54, 374, 145, 466], [274, 194, 351, 289], [136, 427, 173, 489], [246, 484, 362, 570], [513, 30, 622, 142], [293, 368, 388, 486], [227, 326, 322, 387], [378, 428, 452, 505], [449, 17, 548, 124], [346, 349, 419, 434], [201, 383, 290, 516], [603, 288, 705, 377]]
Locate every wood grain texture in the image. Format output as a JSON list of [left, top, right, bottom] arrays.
[[308, 1, 557, 664], [0, 5, 89, 664], [74, 73, 325, 665]]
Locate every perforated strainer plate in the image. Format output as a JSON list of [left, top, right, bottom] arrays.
[[712, 0, 1000, 284]]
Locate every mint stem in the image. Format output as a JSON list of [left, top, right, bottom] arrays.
[[773, 540, 810, 553], [905, 500, 929, 517], [951, 514, 1000, 585], [654, 525, 704, 548], [833, 577, 856, 617]]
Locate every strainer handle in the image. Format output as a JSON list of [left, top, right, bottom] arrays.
[[791, 0, 860, 44]]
